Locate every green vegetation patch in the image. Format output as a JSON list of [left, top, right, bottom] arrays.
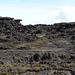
[[14, 38, 49, 48], [0, 35, 7, 39]]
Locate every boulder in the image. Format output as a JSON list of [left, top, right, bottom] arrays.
[[33, 53, 41, 62], [0, 61, 4, 64], [70, 55, 75, 59]]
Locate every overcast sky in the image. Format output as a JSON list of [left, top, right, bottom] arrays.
[[0, 0, 75, 25]]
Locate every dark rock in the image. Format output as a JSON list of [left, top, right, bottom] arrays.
[[15, 19, 22, 23], [29, 56, 33, 62], [70, 55, 75, 59], [35, 30, 42, 34], [0, 61, 4, 64], [0, 46, 4, 49], [17, 47, 31, 50], [0, 38, 8, 42], [33, 53, 41, 62], [41, 53, 51, 60], [58, 54, 66, 59], [71, 36, 75, 40], [0, 17, 13, 20], [70, 67, 75, 75]]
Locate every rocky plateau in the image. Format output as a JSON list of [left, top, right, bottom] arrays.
[[0, 16, 75, 75]]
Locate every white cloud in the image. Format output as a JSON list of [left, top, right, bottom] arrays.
[[0, 4, 75, 25], [38, 6, 75, 24]]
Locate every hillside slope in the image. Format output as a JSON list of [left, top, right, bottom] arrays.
[[0, 16, 75, 75], [0, 17, 75, 50]]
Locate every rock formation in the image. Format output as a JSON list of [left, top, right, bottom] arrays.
[[0, 16, 75, 75]]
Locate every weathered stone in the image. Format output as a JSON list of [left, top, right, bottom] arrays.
[[70, 55, 75, 59], [0, 61, 4, 64], [33, 53, 41, 62]]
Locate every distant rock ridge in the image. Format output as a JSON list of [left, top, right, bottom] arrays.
[[0, 16, 22, 23], [0, 16, 75, 49], [0, 16, 14, 20]]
